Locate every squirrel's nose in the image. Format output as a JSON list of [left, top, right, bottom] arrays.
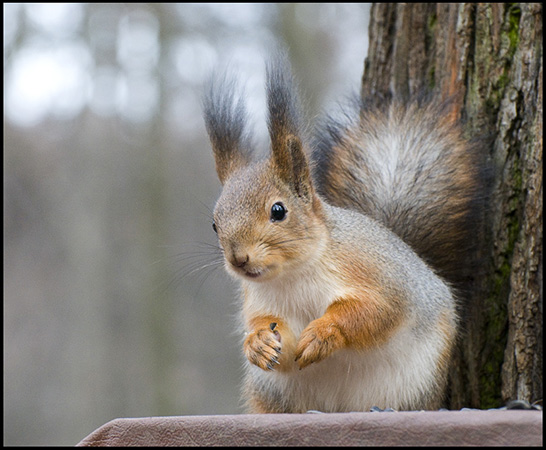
[[230, 252, 249, 268]]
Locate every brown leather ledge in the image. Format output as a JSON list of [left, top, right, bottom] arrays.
[[76, 410, 542, 447]]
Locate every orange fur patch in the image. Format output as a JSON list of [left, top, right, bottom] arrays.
[[295, 292, 405, 369]]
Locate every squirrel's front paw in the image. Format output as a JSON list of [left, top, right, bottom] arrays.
[[244, 323, 282, 371], [295, 319, 345, 369]]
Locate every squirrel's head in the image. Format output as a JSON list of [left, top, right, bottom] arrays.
[[203, 54, 327, 282]]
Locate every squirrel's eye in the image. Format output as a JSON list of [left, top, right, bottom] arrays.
[[270, 202, 287, 222], [212, 221, 217, 233]]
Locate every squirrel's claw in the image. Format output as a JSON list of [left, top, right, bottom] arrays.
[[244, 328, 282, 371], [295, 319, 345, 369]]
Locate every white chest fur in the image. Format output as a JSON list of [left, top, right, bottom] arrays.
[[243, 259, 341, 336], [242, 262, 444, 412]]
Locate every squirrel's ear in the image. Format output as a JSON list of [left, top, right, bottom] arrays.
[[211, 141, 250, 185], [272, 134, 313, 201], [266, 52, 313, 201], [203, 75, 252, 184]]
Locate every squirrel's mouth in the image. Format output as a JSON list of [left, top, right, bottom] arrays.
[[239, 266, 267, 279], [231, 264, 271, 281], [226, 256, 276, 281], [226, 261, 264, 279], [243, 270, 262, 279]]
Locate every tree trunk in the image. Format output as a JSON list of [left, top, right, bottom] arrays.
[[362, 3, 542, 409]]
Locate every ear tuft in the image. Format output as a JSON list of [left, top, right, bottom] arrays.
[[266, 51, 303, 154], [266, 52, 313, 201], [202, 73, 252, 184]]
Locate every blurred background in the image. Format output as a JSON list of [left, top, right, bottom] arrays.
[[4, 3, 370, 445]]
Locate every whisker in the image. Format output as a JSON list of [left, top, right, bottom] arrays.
[[154, 240, 225, 296], [191, 261, 226, 296]]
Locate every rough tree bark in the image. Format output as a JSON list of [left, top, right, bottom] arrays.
[[362, 3, 542, 409]]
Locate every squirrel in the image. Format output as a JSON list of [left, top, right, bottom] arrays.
[[202, 52, 486, 413]]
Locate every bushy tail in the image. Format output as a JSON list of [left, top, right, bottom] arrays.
[[312, 96, 489, 286]]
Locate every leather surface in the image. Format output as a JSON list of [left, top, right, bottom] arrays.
[[77, 410, 542, 446]]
